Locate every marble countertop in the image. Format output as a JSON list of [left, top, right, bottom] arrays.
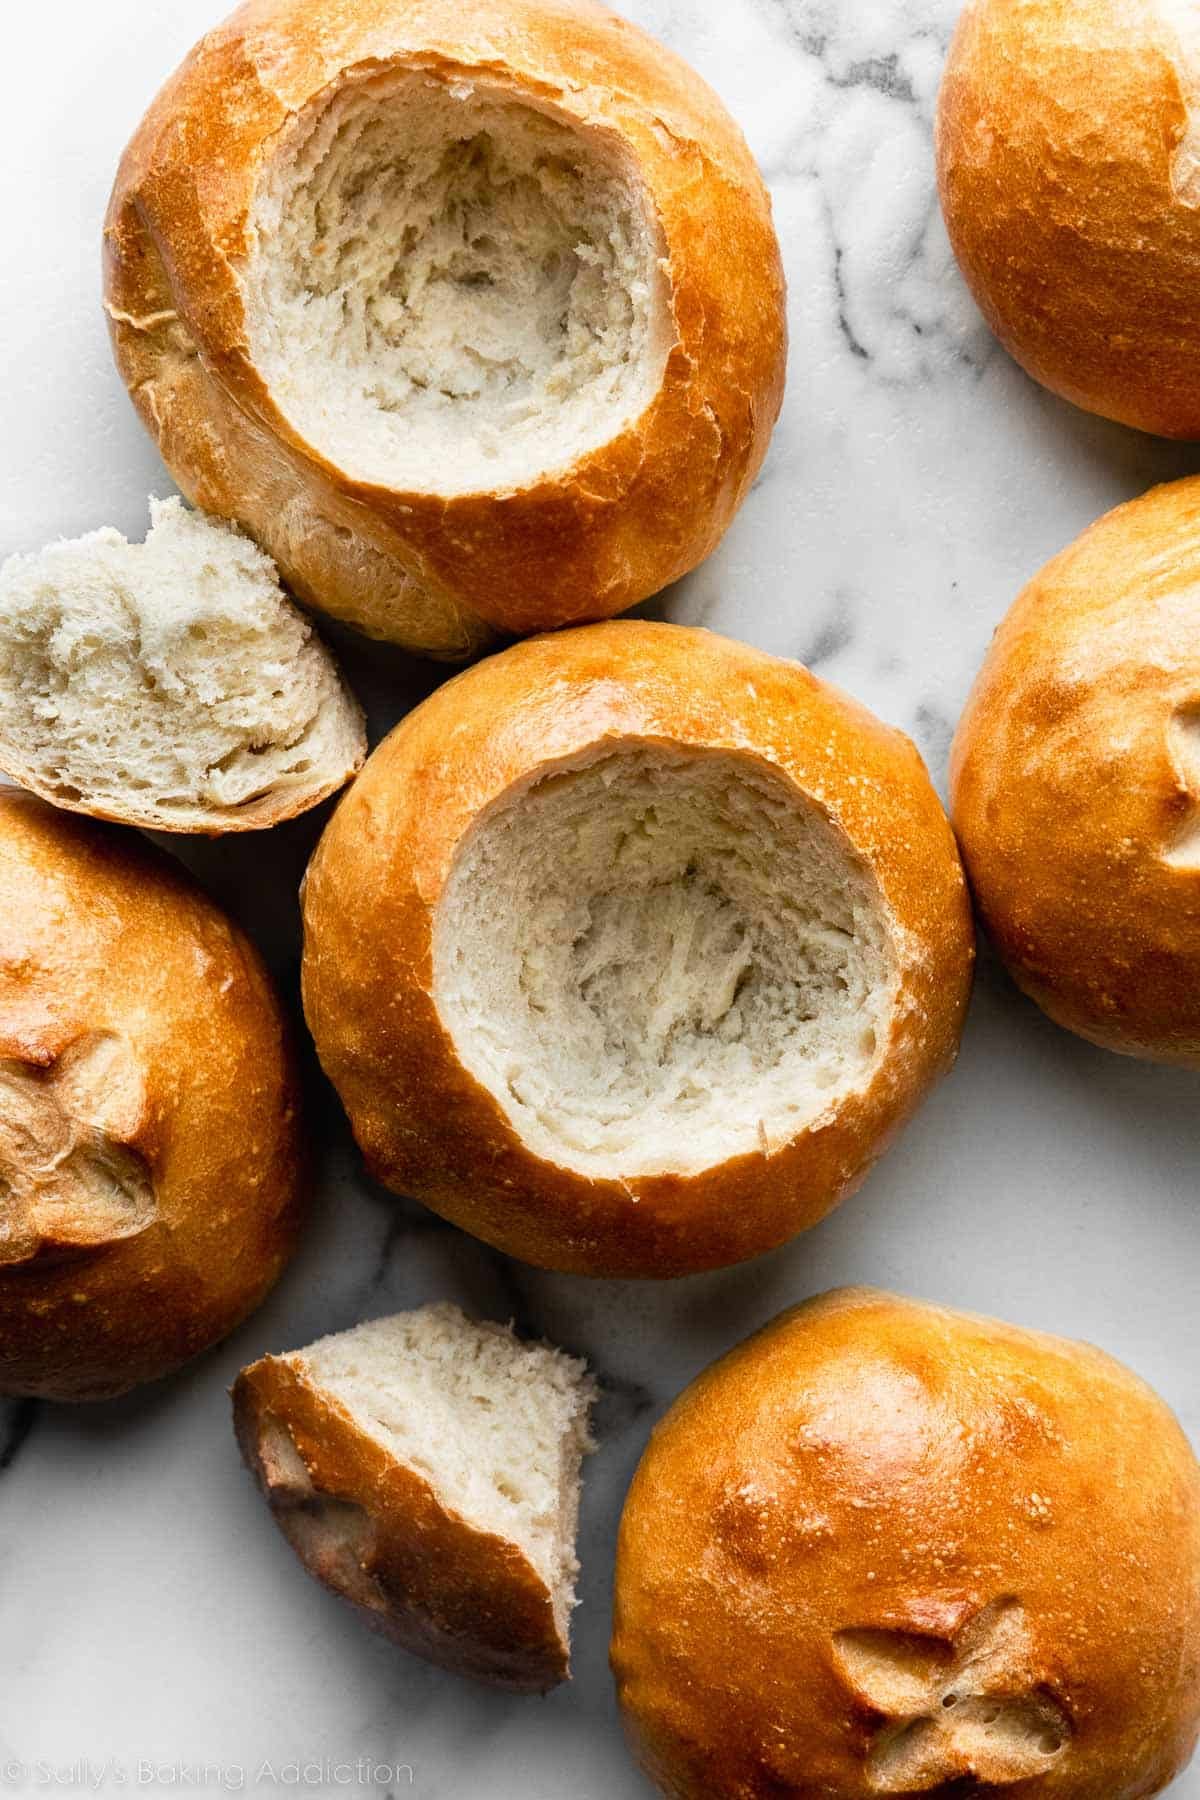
[[2, 1, 1199, 1796]]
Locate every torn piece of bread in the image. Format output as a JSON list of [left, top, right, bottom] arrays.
[[0, 497, 366, 832], [232, 1303, 597, 1692]]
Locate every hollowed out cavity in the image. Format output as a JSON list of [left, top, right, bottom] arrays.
[[243, 68, 671, 494], [433, 745, 898, 1179]]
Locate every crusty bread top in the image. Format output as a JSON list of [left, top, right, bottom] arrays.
[[0, 792, 304, 1400], [103, 0, 787, 649], [951, 477, 1200, 1063], [937, 0, 1200, 436], [302, 621, 973, 1276], [0, 498, 365, 834], [233, 1304, 595, 1692], [613, 1287, 1200, 1799]]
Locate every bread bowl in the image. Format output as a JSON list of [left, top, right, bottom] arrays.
[[233, 1303, 596, 1692], [301, 620, 974, 1278], [0, 498, 365, 833], [952, 477, 1200, 1063], [104, 0, 787, 659], [612, 1287, 1200, 1799], [937, 0, 1200, 437], [0, 792, 304, 1400]]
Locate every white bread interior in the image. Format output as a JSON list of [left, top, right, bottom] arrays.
[[433, 745, 898, 1178], [0, 498, 365, 830], [242, 68, 671, 496], [297, 1304, 596, 1642]]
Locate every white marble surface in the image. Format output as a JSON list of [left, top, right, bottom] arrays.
[[2, 1, 1199, 1796]]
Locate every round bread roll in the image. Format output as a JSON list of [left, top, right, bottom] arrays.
[[0, 793, 304, 1400], [612, 1287, 1200, 1800], [937, 0, 1200, 437], [952, 478, 1200, 1063], [104, 0, 787, 659], [233, 1304, 596, 1693], [301, 621, 973, 1278]]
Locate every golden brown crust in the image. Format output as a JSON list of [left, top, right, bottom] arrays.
[[0, 740, 365, 838], [103, 0, 787, 657], [300, 621, 974, 1278], [951, 478, 1200, 1063], [611, 1287, 1200, 1800], [0, 793, 305, 1400], [232, 1351, 568, 1692], [936, 0, 1200, 438]]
